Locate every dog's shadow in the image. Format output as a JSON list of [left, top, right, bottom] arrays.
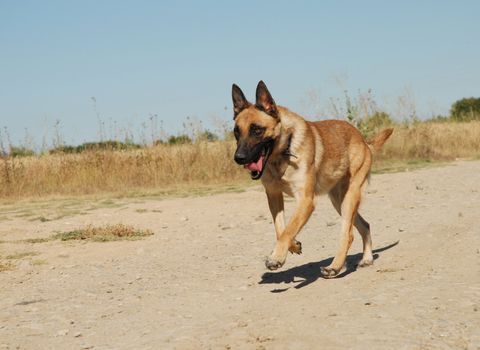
[[259, 241, 399, 291]]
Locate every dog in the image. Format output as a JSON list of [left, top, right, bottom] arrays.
[[232, 81, 393, 278]]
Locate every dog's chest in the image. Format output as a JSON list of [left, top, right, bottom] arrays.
[[264, 159, 306, 198]]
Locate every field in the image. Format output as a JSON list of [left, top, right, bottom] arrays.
[[1, 118, 480, 349], [1, 120, 480, 199], [0, 160, 479, 349], [3, 1, 480, 348]]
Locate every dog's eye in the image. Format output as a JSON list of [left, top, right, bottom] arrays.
[[249, 124, 265, 137], [233, 126, 240, 140]]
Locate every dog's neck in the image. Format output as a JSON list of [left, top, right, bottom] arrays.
[[272, 106, 306, 160], [282, 134, 297, 159], [262, 108, 306, 180]]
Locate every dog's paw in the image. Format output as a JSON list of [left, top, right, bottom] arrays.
[[289, 240, 302, 255], [358, 258, 373, 268], [265, 256, 284, 271], [320, 266, 340, 279]]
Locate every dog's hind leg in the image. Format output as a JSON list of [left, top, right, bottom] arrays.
[[322, 162, 371, 278], [323, 185, 358, 277], [329, 188, 373, 268], [355, 213, 373, 267]]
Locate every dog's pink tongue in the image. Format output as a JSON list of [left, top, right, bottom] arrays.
[[244, 156, 264, 172]]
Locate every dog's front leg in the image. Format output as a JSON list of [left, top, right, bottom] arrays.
[[266, 190, 302, 255], [265, 192, 315, 270]]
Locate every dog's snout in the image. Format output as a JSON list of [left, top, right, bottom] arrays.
[[234, 151, 247, 164]]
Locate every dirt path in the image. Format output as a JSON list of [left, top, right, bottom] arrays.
[[1, 161, 479, 350]]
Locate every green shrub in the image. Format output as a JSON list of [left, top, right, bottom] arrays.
[[168, 134, 192, 145], [450, 97, 480, 121], [357, 111, 393, 137], [428, 115, 450, 122], [9, 146, 35, 157], [49, 140, 141, 154], [360, 111, 393, 129], [197, 130, 219, 142]]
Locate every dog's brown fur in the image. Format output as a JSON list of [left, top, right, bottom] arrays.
[[232, 81, 393, 278]]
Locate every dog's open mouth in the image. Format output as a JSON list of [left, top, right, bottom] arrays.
[[243, 141, 273, 180]]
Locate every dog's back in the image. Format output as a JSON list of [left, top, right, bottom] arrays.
[[305, 119, 373, 194]]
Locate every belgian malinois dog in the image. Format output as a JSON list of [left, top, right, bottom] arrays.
[[232, 81, 393, 278]]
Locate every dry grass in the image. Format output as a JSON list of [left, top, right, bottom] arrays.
[[0, 224, 153, 244], [6, 251, 39, 260], [52, 224, 154, 242], [0, 251, 42, 273], [0, 261, 14, 272], [1, 121, 479, 199], [0, 141, 246, 198], [378, 121, 480, 161], [372, 120, 480, 173]]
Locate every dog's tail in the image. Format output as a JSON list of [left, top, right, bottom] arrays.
[[367, 128, 394, 153]]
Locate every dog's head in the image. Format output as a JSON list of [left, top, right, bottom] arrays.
[[232, 81, 281, 180]]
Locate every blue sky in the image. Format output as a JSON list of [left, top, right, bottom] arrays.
[[1, 1, 479, 146]]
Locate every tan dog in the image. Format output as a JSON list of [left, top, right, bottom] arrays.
[[232, 81, 393, 278]]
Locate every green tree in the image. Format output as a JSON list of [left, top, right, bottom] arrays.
[[450, 97, 480, 121]]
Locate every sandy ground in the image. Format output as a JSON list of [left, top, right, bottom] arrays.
[[0, 161, 479, 350]]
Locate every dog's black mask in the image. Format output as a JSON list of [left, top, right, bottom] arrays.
[[231, 81, 279, 180], [234, 139, 274, 180]]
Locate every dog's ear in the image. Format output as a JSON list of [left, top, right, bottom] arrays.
[[255, 81, 278, 118], [232, 84, 250, 119]]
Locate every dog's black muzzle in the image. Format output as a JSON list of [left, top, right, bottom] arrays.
[[234, 141, 264, 165], [234, 139, 274, 180]]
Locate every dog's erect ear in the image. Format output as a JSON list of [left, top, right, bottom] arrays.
[[232, 84, 250, 119], [255, 81, 278, 118]]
